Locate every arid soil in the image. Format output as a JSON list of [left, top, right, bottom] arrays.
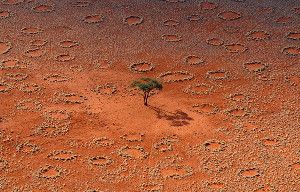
[[0, 0, 300, 191]]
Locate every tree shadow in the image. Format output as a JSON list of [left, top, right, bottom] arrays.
[[148, 105, 193, 127]]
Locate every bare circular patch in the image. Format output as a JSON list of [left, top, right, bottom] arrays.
[[286, 32, 300, 40], [238, 168, 261, 178], [200, 1, 218, 10], [129, 62, 155, 73], [161, 34, 182, 42], [33, 4, 54, 13], [187, 14, 204, 22], [224, 43, 247, 53], [183, 83, 213, 95], [43, 74, 71, 83], [92, 83, 117, 95], [282, 46, 300, 56], [163, 19, 179, 27], [48, 150, 77, 161], [59, 40, 79, 48], [218, 11, 242, 21], [24, 48, 46, 58], [83, 14, 104, 24], [30, 39, 47, 47], [93, 59, 112, 69], [124, 16, 143, 26], [21, 27, 43, 35], [88, 155, 113, 167], [55, 54, 75, 62], [246, 30, 271, 41], [117, 146, 149, 160], [192, 103, 219, 115], [0, 10, 11, 19], [185, 55, 205, 65], [207, 69, 228, 80], [206, 38, 224, 46], [243, 61, 267, 72], [0, 41, 12, 54], [37, 165, 63, 179], [158, 71, 194, 83]]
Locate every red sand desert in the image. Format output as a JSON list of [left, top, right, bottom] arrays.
[[0, 0, 300, 191]]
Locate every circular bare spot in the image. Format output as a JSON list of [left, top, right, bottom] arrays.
[[239, 168, 260, 178], [129, 62, 155, 73], [117, 146, 149, 160], [159, 165, 193, 179], [187, 14, 204, 22], [48, 150, 77, 161], [0, 42, 11, 54], [243, 61, 267, 72], [0, 81, 12, 93], [218, 11, 242, 21], [286, 32, 300, 40], [207, 69, 228, 80], [290, 162, 300, 171], [5, 72, 28, 81], [92, 83, 117, 95], [204, 140, 225, 152], [19, 83, 42, 93], [226, 108, 248, 117], [55, 54, 74, 62], [163, 19, 179, 27], [16, 99, 42, 111], [83, 14, 103, 24], [93, 59, 112, 69], [43, 110, 71, 122], [53, 91, 87, 104], [16, 141, 40, 154], [0, 59, 20, 69], [261, 138, 278, 147], [89, 155, 113, 167], [185, 55, 205, 65], [33, 4, 54, 13], [228, 93, 247, 102], [34, 122, 70, 137], [24, 48, 45, 58], [184, 83, 213, 95], [0, 10, 11, 19], [90, 137, 114, 147], [120, 133, 144, 142], [162, 34, 182, 42], [37, 165, 63, 179], [124, 16, 143, 26], [158, 71, 194, 83], [206, 38, 224, 46], [276, 16, 293, 24], [207, 182, 225, 190], [43, 74, 71, 83], [282, 46, 300, 56], [192, 103, 218, 115], [200, 1, 218, 10], [59, 40, 79, 48], [30, 39, 47, 47], [224, 43, 247, 53], [246, 30, 271, 41], [21, 27, 42, 34]]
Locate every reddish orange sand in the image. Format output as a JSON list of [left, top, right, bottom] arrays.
[[0, 0, 300, 191]]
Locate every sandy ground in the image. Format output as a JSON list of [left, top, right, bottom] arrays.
[[0, 0, 300, 191]]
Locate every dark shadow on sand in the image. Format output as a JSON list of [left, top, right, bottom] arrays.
[[148, 105, 193, 127]]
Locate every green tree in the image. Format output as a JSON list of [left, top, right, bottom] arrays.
[[131, 78, 163, 106]]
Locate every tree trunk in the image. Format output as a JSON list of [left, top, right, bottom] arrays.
[[144, 91, 149, 106]]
